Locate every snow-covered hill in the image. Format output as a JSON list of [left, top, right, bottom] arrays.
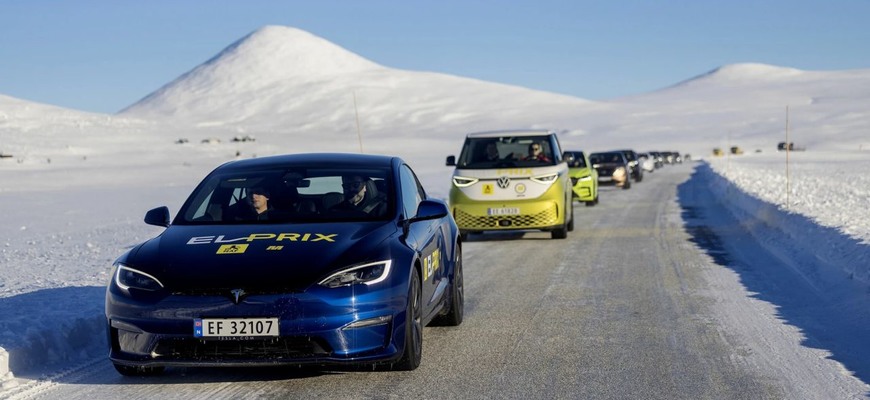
[[4, 25, 869, 169], [119, 25, 596, 143]]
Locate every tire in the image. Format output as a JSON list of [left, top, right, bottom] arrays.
[[393, 268, 422, 371], [113, 363, 165, 376], [567, 211, 575, 232], [459, 231, 469, 242], [551, 224, 568, 239], [623, 180, 631, 190], [432, 246, 464, 326], [585, 195, 597, 207]]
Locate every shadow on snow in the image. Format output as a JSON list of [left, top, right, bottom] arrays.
[[677, 163, 870, 387]]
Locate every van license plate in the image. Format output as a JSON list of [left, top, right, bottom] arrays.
[[487, 208, 520, 216]]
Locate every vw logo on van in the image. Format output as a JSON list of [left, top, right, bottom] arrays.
[[497, 176, 511, 189]]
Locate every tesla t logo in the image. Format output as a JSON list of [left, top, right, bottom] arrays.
[[497, 176, 511, 189], [230, 289, 246, 304]]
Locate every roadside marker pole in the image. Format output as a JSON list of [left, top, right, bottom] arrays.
[[354, 91, 364, 154], [785, 105, 790, 210]]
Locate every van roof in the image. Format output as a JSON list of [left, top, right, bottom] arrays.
[[466, 129, 554, 138]]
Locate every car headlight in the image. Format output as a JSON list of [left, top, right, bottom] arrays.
[[115, 264, 164, 291], [319, 260, 392, 288], [578, 175, 592, 182], [530, 173, 558, 184], [452, 176, 478, 187], [613, 167, 626, 179]]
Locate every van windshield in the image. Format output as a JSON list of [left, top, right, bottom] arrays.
[[456, 136, 557, 169]]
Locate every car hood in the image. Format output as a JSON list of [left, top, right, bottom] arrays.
[[124, 221, 398, 293], [569, 167, 594, 177]]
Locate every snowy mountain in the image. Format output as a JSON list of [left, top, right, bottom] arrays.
[[584, 62, 870, 153], [119, 25, 595, 143], [4, 26, 868, 164]]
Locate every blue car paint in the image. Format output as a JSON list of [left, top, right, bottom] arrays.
[[105, 153, 460, 369]]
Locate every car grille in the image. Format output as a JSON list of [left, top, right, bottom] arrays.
[[596, 167, 615, 176], [455, 206, 558, 230], [153, 337, 331, 360]]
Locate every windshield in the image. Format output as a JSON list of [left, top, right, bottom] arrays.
[[566, 152, 587, 168], [456, 136, 557, 169], [589, 152, 624, 164], [175, 166, 393, 225]]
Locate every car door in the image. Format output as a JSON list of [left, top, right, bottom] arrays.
[[399, 164, 445, 312]]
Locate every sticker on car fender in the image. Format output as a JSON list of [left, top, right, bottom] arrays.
[[423, 248, 441, 281], [216, 244, 248, 254]]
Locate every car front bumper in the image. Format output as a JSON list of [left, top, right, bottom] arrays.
[[106, 284, 407, 368]]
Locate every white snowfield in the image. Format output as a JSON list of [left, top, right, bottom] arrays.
[[1, 25, 869, 395]]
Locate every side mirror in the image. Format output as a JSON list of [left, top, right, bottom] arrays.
[[445, 155, 456, 166], [409, 199, 449, 223], [144, 206, 171, 227]]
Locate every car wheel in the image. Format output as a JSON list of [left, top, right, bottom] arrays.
[[394, 268, 422, 371], [459, 231, 469, 242], [113, 363, 165, 377], [585, 197, 596, 207], [551, 224, 568, 239], [567, 211, 575, 232], [433, 246, 464, 326], [623, 180, 631, 190]]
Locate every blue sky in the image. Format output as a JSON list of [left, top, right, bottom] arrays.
[[1, 1, 868, 114]]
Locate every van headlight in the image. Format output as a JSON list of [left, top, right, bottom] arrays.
[[452, 176, 478, 187], [530, 173, 558, 184]]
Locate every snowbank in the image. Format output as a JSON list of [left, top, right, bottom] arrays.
[[701, 161, 870, 285]]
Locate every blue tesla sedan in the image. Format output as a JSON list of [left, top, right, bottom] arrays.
[[106, 153, 463, 375]]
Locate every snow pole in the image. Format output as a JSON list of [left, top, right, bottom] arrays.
[[353, 90, 364, 154], [785, 105, 790, 210]]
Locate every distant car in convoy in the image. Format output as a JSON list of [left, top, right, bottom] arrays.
[[648, 151, 665, 168], [636, 152, 656, 172], [615, 149, 643, 182], [589, 151, 631, 189], [563, 150, 599, 206], [446, 130, 574, 239], [106, 153, 463, 375]]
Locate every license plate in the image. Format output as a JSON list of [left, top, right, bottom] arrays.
[[487, 207, 520, 216], [194, 318, 279, 338]]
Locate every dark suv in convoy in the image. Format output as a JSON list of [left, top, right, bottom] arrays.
[[589, 151, 631, 190]]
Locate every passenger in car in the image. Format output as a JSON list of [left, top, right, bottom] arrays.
[[331, 175, 387, 216]]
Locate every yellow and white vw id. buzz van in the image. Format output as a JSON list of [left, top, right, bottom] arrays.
[[445, 130, 574, 240]]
